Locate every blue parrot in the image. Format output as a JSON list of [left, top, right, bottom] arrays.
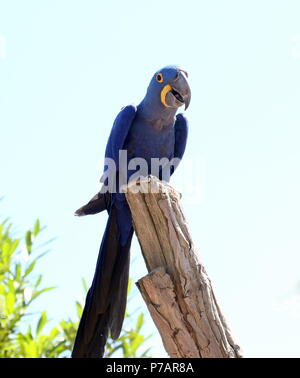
[[72, 65, 191, 358]]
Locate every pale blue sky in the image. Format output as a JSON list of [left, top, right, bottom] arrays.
[[1, 0, 300, 357]]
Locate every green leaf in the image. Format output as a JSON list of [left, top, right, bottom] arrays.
[[30, 286, 55, 302], [24, 260, 36, 277], [15, 263, 22, 281], [47, 340, 66, 358], [130, 333, 144, 355], [122, 340, 130, 358], [136, 313, 144, 333], [25, 231, 32, 254], [7, 279, 15, 294], [2, 241, 11, 264], [33, 219, 40, 237], [127, 278, 132, 295], [36, 312, 47, 335], [48, 327, 59, 340], [75, 301, 82, 318], [6, 292, 15, 314], [25, 340, 38, 357], [27, 325, 33, 339], [0, 294, 5, 317], [35, 274, 42, 288], [81, 277, 88, 293]]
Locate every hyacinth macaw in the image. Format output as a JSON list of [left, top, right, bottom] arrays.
[[72, 65, 191, 358]]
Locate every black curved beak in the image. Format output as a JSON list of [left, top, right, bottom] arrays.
[[172, 69, 191, 110]]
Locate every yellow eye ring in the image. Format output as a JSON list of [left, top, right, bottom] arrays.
[[156, 73, 164, 83]]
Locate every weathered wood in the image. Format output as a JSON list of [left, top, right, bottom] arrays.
[[125, 176, 243, 358]]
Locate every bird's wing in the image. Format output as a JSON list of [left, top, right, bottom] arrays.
[[104, 104, 137, 172], [75, 105, 136, 216], [171, 113, 189, 174]]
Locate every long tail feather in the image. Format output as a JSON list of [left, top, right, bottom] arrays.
[[72, 207, 133, 358], [75, 191, 111, 216]]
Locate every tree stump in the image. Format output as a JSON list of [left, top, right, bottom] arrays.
[[125, 176, 243, 358]]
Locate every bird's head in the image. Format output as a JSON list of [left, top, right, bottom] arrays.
[[141, 65, 191, 119]]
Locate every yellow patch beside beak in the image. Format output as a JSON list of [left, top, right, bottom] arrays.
[[160, 84, 172, 108]]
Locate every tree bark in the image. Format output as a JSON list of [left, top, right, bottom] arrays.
[[125, 176, 243, 358]]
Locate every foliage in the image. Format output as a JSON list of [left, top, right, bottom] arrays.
[[0, 218, 151, 358]]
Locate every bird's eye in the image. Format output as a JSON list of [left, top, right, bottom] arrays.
[[156, 73, 163, 83]]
